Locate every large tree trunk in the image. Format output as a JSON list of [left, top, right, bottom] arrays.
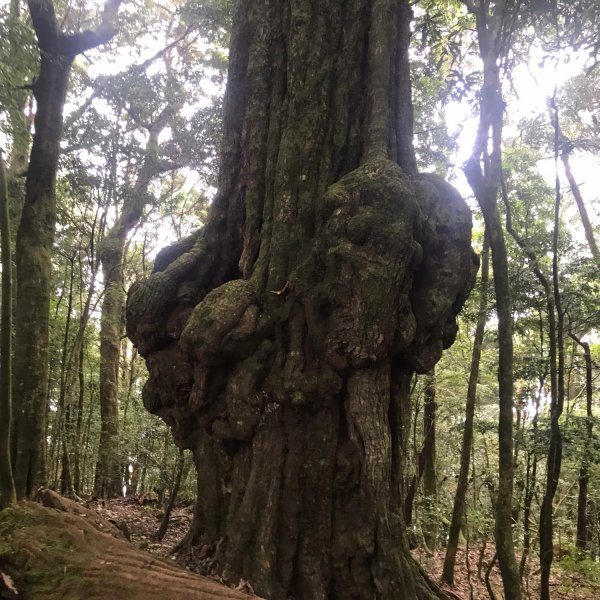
[[127, 1, 476, 598]]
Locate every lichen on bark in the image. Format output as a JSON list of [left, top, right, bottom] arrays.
[[127, 1, 477, 598]]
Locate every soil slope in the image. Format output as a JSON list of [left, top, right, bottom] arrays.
[[0, 490, 261, 600]]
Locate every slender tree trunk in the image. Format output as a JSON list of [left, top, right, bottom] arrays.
[[127, 1, 476, 598], [0, 152, 16, 508], [560, 152, 599, 260], [156, 449, 186, 540], [94, 125, 171, 497], [12, 43, 72, 500], [462, 2, 521, 597], [443, 233, 490, 585], [73, 323, 87, 494], [571, 334, 593, 550], [538, 96, 566, 600], [404, 374, 438, 530], [422, 369, 437, 550], [12, 0, 121, 500]]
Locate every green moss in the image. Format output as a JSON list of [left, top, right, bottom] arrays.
[[0, 505, 35, 536]]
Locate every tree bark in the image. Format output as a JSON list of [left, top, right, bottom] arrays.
[[0, 151, 16, 508], [443, 233, 490, 585], [127, 1, 477, 598], [12, 0, 121, 500]]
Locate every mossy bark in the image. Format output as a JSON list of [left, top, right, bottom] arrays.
[[127, 1, 477, 598], [94, 122, 172, 498], [0, 151, 16, 509], [12, 0, 120, 500]]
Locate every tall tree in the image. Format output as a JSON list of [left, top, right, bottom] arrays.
[[421, 368, 438, 550], [571, 333, 594, 551], [95, 109, 180, 497], [461, 1, 522, 597], [0, 150, 16, 509], [443, 232, 489, 585], [127, 1, 477, 598], [537, 96, 566, 600], [12, 0, 121, 500]]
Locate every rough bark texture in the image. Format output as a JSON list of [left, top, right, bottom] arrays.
[[127, 1, 477, 598]]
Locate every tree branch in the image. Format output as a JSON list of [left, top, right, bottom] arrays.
[[62, 0, 122, 56]]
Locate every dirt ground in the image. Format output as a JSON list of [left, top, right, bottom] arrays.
[[0, 492, 260, 600], [92, 496, 600, 600]]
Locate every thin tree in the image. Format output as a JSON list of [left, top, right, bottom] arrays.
[[570, 333, 594, 551], [443, 232, 490, 585], [560, 148, 599, 260], [422, 369, 438, 550], [461, 1, 521, 597], [11, 0, 121, 500], [536, 95, 566, 600], [0, 150, 16, 508]]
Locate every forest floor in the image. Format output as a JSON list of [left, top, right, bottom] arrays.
[[93, 496, 600, 600], [4, 492, 597, 600], [0, 491, 260, 600], [416, 543, 599, 600]]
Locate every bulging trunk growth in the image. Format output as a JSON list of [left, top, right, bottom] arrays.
[[127, 1, 477, 598]]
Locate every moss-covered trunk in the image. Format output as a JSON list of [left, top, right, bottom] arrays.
[[11, 0, 120, 500], [12, 45, 73, 501], [94, 126, 167, 497], [94, 243, 125, 497], [127, 1, 476, 598]]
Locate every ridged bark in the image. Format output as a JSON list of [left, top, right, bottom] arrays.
[[127, 1, 477, 598]]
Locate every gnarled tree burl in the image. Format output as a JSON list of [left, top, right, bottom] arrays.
[[127, 1, 477, 598]]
